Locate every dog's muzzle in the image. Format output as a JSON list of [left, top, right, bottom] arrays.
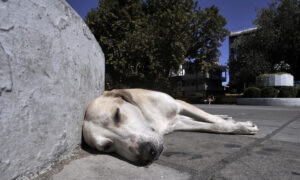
[[138, 142, 164, 165]]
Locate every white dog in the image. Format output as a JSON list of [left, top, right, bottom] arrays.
[[83, 89, 258, 166]]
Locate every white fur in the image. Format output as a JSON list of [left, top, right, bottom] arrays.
[[83, 89, 258, 165]]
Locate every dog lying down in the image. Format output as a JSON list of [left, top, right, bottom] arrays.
[[83, 89, 258, 166]]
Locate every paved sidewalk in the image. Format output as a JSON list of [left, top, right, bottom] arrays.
[[39, 105, 300, 180]]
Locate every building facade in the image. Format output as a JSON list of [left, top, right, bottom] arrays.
[[170, 63, 227, 96], [229, 27, 257, 61], [228, 27, 257, 91]]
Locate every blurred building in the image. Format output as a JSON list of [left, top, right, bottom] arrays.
[[170, 63, 227, 96], [228, 27, 257, 91]]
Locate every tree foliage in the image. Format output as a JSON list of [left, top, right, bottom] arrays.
[[229, 0, 300, 89], [188, 5, 228, 72], [86, 0, 228, 91], [255, 0, 300, 79], [228, 32, 272, 89]]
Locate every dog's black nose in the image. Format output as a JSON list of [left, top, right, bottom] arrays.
[[139, 142, 158, 163]]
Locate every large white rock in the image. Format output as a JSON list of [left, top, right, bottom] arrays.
[[0, 0, 105, 179]]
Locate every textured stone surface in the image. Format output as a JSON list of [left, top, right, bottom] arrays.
[[0, 0, 104, 179], [52, 155, 190, 180]]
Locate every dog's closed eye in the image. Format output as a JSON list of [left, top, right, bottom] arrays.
[[114, 108, 121, 125]]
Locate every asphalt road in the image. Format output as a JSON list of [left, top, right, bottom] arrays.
[[38, 105, 300, 180]]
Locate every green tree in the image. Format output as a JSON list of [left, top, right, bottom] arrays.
[[255, 0, 300, 80], [229, 0, 300, 90], [228, 33, 272, 90], [188, 5, 228, 72], [86, 0, 147, 89], [86, 0, 228, 91]]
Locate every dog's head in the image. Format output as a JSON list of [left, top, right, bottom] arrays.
[[83, 90, 164, 166]]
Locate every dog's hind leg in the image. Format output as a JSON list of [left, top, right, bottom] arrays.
[[175, 99, 230, 124], [215, 114, 233, 121], [175, 100, 258, 134], [173, 115, 258, 135]]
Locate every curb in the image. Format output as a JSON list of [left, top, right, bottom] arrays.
[[237, 98, 300, 107]]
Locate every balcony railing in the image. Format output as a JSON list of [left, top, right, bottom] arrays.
[[182, 73, 226, 81]]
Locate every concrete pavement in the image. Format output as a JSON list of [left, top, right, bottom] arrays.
[[37, 105, 300, 180]]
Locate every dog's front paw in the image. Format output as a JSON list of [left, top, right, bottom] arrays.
[[236, 121, 259, 135]]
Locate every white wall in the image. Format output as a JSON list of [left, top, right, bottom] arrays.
[[0, 0, 105, 179]]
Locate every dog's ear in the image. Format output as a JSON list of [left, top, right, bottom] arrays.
[[103, 89, 136, 105]]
